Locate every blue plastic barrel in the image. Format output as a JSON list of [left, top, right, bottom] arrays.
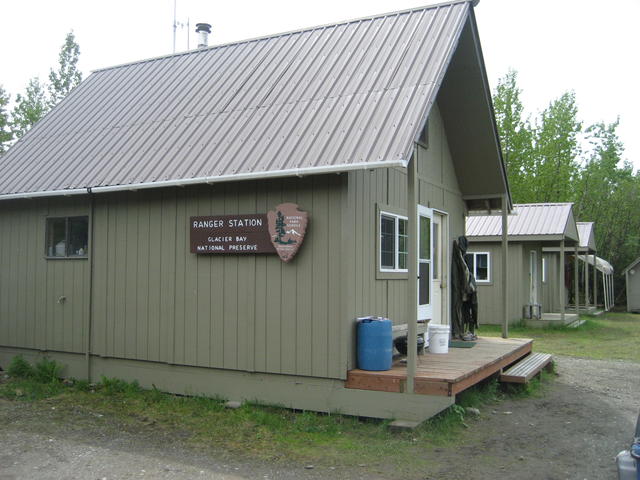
[[357, 317, 392, 371]]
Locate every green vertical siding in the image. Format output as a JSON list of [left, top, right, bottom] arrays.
[[542, 252, 562, 312], [88, 175, 345, 379], [344, 102, 467, 366], [470, 243, 523, 324], [0, 198, 89, 353], [471, 242, 548, 324]]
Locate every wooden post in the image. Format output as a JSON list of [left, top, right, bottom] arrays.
[[611, 272, 615, 309], [501, 194, 509, 338], [585, 251, 590, 308], [559, 239, 565, 323], [593, 252, 598, 309], [574, 245, 579, 314], [406, 152, 418, 394]]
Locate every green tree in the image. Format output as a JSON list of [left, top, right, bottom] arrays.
[[48, 31, 82, 107], [492, 70, 534, 201], [530, 91, 582, 202], [0, 85, 12, 154], [11, 77, 49, 139]]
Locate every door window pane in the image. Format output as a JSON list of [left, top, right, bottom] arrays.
[[419, 216, 430, 260], [419, 262, 430, 305], [433, 222, 439, 279]]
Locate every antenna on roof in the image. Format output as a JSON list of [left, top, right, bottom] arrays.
[[173, 0, 177, 53], [172, 0, 189, 53]]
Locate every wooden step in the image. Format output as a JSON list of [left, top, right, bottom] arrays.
[[499, 352, 553, 384]]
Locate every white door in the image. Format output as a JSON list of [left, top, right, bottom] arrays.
[[530, 250, 538, 304], [418, 206, 433, 320], [431, 212, 448, 325]]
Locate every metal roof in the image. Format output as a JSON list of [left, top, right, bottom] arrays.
[[576, 222, 596, 251], [466, 203, 579, 242], [0, 1, 473, 199], [623, 256, 640, 274]]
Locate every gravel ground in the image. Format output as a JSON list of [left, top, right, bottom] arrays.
[[0, 355, 637, 480]]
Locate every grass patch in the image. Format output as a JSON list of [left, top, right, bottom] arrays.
[[478, 312, 640, 362], [0, 354, 551, 474]]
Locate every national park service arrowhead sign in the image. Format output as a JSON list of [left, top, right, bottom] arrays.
[[267, 203, 309, 263], [190, 203, 308, 263]]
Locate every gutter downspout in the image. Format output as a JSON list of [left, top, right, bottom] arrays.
[[85, 188, 95, 382]]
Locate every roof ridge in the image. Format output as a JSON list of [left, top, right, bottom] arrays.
[[514, 202, 573, 207], [92, 0, 473, 74]]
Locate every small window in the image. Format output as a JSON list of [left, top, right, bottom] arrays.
[[542, 257, 547, 283], [380, 212, 408, 272], [46, 216, 89, 258], [464, 252, 491, 283]]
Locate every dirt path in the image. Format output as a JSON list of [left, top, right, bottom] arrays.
[[428, 355, 638, 480], [0, 355, 637, 480]]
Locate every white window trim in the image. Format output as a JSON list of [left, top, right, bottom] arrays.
[[467, 251, 491, 283], [379, 211, 408, 273]]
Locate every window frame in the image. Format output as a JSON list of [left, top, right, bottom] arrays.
[[379, 210, 409, 274], [45, 216, 89, 260], [465, 251, 491, 284]]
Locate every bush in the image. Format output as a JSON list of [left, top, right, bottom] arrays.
[[33, 357, 63, 383], [7, 355, 35, 379], [6, 355, 63, 384]]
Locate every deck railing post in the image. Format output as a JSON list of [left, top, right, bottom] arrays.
[[585, 251, 590, 308], [406, 149, 418, 394]]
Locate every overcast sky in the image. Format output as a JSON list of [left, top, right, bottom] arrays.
[[2, 0, 638, 169]]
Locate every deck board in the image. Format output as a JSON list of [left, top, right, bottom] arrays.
[[346, 336, 532, 396]]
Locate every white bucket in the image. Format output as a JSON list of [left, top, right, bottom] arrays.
[[428, 324, 450, 354]]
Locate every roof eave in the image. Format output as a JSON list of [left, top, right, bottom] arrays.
[[0, 159, 407, 201]]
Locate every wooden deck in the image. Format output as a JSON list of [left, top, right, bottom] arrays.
[[346, 336, 532, 397]]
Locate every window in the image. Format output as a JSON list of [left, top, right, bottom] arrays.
[[380, 212, 408, 272], [464, 252, 490, 283], [46, 216, 89, 258], [542, 257, 547, 283]]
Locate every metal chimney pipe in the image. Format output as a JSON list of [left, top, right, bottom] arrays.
[[195, 23, 212, 49]]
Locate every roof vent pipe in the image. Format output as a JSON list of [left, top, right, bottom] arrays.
[[195, 23, 212, 48]]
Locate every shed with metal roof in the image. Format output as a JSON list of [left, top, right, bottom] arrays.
[[0, 0, 512, 422], [467, 203, 585, 326], [623, 257, 640, 313]]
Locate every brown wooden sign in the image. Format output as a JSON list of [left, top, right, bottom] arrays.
[[190, 214, 275, 254], [190, 204, 308, 262], [267, 203, 309, 263]]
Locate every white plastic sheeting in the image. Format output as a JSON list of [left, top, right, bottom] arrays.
[[578, 255, 614, 275], [578, 255, 614, 310]]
